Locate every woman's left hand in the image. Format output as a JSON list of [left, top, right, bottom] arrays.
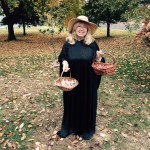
[[96, 50, 104, 61], [97, 50, 104, 57]]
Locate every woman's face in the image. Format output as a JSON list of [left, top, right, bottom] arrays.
[[75, 22, 88, 39]]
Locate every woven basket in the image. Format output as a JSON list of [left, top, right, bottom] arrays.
[[92, 52, 116, 75], [55, 71, 79, 91]]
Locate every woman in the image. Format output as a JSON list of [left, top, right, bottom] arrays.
[[57, 15, 105, 140]]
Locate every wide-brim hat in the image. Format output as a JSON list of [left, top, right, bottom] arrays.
[[67, 15, 98, 35]]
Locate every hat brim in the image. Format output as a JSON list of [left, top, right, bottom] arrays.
[[67, 18, 98, 35]]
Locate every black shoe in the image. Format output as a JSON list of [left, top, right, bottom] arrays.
[[57, 129, 74, 138], [80, 131, 94, 140]]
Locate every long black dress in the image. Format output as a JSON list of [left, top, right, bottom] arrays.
[[58, 40, 104, 140]]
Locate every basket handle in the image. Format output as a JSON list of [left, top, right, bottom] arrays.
[[104, 52, 116, 64], [61, 70, 71, 77], [94, 51, 116, 64]]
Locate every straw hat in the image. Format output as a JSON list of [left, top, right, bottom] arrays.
[[67, 15, 98, 35]]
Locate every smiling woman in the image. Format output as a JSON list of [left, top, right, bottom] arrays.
[[57, 15, 105, 140], [73, 22, 88, 40]]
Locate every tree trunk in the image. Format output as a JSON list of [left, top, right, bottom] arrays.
[[23, 21, 26, 35], [0, 0, 16, 41], [106, 21, 110, 37], [7, 23, 16, 41]]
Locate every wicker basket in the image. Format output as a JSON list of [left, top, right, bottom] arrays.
[[55, 71, 79, 91], [92, 52, 116, 75]]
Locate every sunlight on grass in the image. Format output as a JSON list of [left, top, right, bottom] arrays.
[[94, 27, 135, 38], [0, 25, 135, 38]]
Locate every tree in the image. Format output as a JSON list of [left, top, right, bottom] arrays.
[[0, 0, 40, 40], [123, 1, 150, 48], [123, 0, 150, 31], [83, 0, 138, 37], [16, 0, 40, 35], [0, 0, 17, 40], [62, 0, 85, 28], [38, 0, 84, 60], [38, 0, 84, 32]]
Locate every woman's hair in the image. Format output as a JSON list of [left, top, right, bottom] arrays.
[[66, 21, 95, 45]]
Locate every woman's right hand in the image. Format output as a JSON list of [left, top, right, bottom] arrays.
[[62, 60, 70, 72]]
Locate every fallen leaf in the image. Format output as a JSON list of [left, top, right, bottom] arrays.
[[21, 133, 26, 140], [50, 141, 54, 146], [71, 140, 78, 145], [7, 142, 13, 148], [28, 125, 33, 128], [19, 123, 24, 129], [28, 139, 34, 141], [121, 132, 128, 138], [0, 131, 4, 137], [131, 136, 138, 142], [68, 145, 73, 149], [3, 139, 9, 148], [113, 129, 118, 132], [52, 130, 57, 135], [51, 135, 57, 139], [127, 123, 133, 126]]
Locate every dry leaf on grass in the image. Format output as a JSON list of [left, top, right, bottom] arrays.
[[3, 139, 16, 149], [0, 131, 4, 137], [121, 132, 128, 138]]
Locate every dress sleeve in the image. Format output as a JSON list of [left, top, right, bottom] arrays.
[[90, 41, 99, 52], [90, 41, 105, 62], [58, 41, 68, 63], [91, 41, 105, 63], [58, 41, 69, 75], [90, 41, 106, 89]]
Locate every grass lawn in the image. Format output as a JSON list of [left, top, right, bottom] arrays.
[[0, 26, 150, 150]]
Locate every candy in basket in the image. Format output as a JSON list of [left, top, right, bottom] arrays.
[[92, 52, 116, 75], [55, 71, 79, 91]]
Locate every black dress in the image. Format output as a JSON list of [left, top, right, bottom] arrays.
[[58, 40, 104, 140]]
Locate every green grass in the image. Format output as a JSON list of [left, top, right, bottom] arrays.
[[98, 42, 150, 149], [0, 54, 54, 77], [0, 113, 36, 149], [0, 27, 149, 149], [35, 90, 61, 108]]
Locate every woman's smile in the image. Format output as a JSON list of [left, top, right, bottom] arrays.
[[75, 23, 88, 39]]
